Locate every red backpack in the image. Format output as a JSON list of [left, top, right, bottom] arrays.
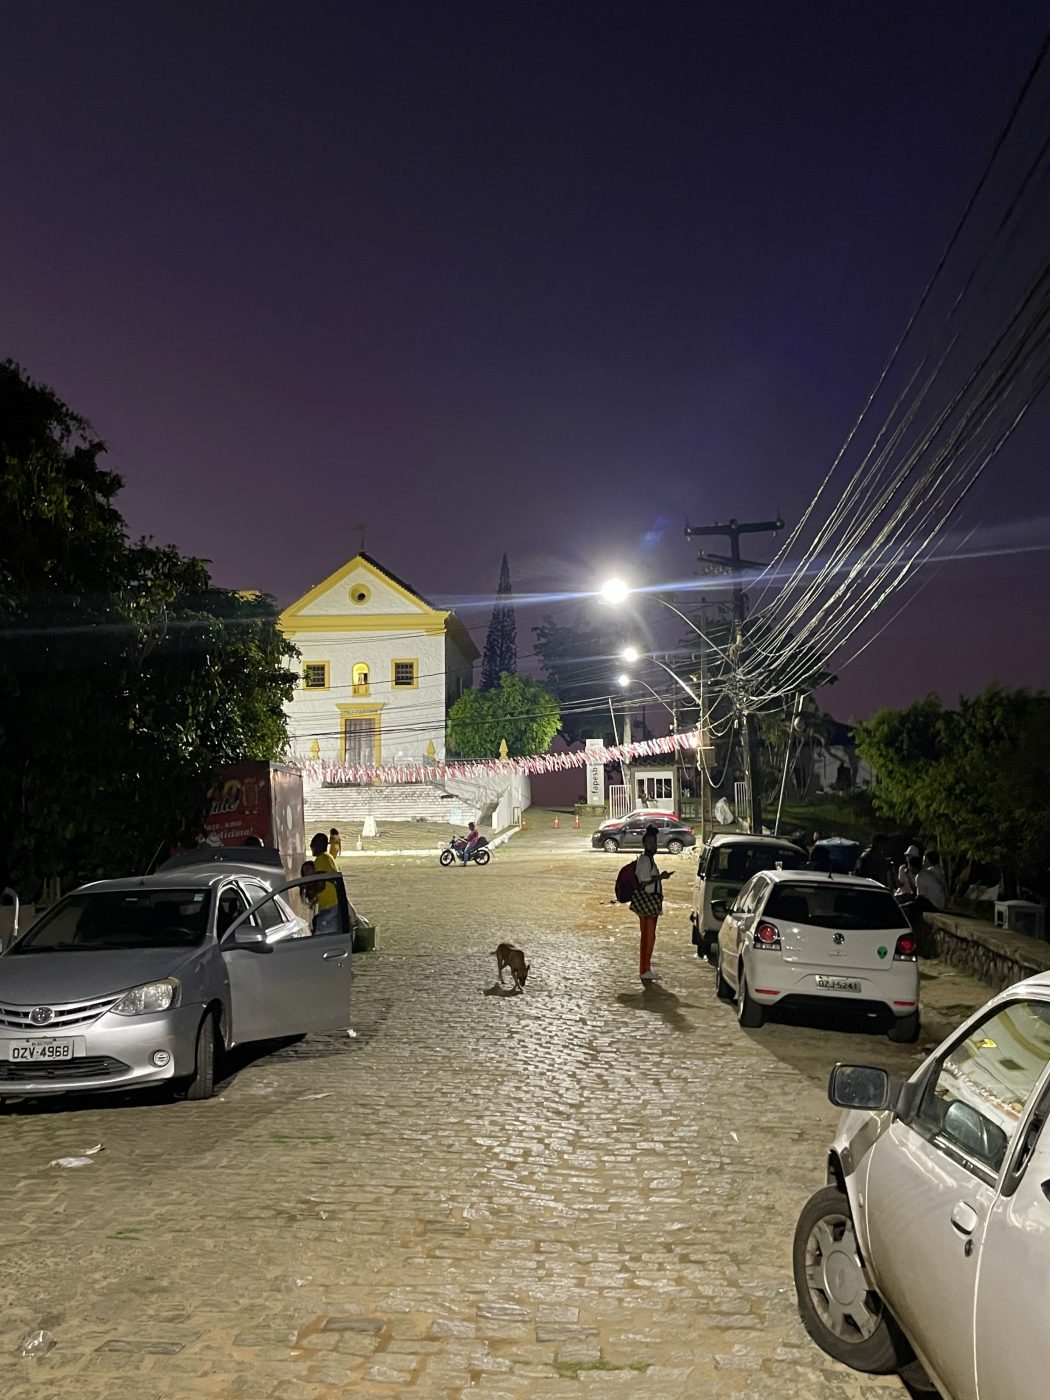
[[614, 861, 639, 903]]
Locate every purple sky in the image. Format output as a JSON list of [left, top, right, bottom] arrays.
[[4, 2, 1049, 722]]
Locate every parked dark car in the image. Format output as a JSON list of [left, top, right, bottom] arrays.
[[591, 815, 696, 855]]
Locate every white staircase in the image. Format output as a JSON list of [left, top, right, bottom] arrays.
[[304, 782, 463, 826]]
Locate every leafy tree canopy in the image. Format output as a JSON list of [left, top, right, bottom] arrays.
[[448, 672, 560, 759], [855, 687, 1050, 895], [0, 360, 297, 896]]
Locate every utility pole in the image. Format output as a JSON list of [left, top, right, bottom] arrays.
[[684, 517, 784, 835]]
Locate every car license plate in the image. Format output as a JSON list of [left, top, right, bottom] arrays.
[[815, 976, 862, 994], [3, 1039, 77, 1062]]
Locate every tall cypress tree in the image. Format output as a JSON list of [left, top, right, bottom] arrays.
[[481, 553, 518, 689]]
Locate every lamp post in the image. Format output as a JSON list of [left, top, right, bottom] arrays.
[[603, 579, 720, 841]]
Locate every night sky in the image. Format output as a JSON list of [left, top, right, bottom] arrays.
[[4, 2, 1049, 721]]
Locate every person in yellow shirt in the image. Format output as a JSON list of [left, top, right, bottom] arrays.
[[309, 831, 341, 934]]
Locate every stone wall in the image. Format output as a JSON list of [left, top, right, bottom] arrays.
[[924, 911, 1050, 992]]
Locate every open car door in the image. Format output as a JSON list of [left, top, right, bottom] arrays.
[[220, 874, 353, 1046]]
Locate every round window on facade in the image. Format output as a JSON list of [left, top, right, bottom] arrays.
[[349, 583, 371, 605]]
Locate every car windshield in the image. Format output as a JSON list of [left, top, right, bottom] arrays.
[[764, 883, 909, 931], [12, 888, 213, 952], [708, 844, 807, 881]]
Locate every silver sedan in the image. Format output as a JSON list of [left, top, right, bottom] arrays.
[[0, 857, 355, 1102]]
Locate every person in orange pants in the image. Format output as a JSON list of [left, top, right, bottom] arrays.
[[630, 825, 672, 982]]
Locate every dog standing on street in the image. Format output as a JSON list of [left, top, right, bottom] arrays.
[[493, 942, 530, 991]]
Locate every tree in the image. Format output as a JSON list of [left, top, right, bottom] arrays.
[[480, 553, 517, 689], [0, 360, 297, 896], [855, 688, 1050, 896], [447, 672, 560, 759], [532, 607, 627, 742]]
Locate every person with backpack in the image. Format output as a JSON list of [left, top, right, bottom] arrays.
[[631, 824, 672, 983]]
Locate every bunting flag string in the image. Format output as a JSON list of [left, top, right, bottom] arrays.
[[293, 730, 698, 788]]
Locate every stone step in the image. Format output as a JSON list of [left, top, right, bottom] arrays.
[[305, 783, 464, 825]]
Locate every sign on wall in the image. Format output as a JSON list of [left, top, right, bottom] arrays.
[[585, 738, 605, 804]]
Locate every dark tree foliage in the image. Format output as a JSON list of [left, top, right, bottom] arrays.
[[480, 553, 518, 689], [532, 607, 629, 743], [856, 688, 1050, 897], [0, 360, 297, 897]]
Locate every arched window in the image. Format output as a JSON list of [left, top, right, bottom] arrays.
[[352, 663, 370, 697]]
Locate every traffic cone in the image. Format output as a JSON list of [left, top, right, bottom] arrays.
[[553, 814, 560, 829], [573, 813, 580, 829]]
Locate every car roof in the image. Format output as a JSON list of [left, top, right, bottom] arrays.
[[74, 865, 284, 895], [705, 834, 805, 849], [758, 869, 888, 891]]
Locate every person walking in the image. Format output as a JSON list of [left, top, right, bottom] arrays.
[[632, 824, 672, 984], [309, 831, 342, 934]]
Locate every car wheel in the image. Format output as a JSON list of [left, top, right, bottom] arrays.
[[793, 1185, 908, 1374], [666, 838, 684, 855], [714, 951, 734, 1001], [888, 1010, 920, 1043], [181, 1012, 218, 1101], [602, 837, 620, 853], [736, 968, 765, 1027], [439, 849, 455, 866], [474, 848, 491, 866]]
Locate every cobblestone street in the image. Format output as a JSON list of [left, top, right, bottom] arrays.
[[0, 826, 930, 1399]]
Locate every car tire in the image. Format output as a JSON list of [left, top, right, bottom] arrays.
[[666, 838, 684, 855], [736, 968, 765, 1027], [888, 1010, 920, 1043], [792, 1185, 909, 1374], [439, 849, 455, 866], [602, 837, 620, 853], [181, 1012, 218, 1101], [474, 848, 491, 866], [714, 952, 734, 1001]]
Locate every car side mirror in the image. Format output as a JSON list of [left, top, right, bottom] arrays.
[[944, 1100, 1008, 1166], [232, 925, 272, 952], [711, 899, 729, 922], [828, 1063, 892, 1111]]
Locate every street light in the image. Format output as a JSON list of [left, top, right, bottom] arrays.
[[601, 577, 732, 662], [620, 646, 700, 706], [618, 671, 676, 719]]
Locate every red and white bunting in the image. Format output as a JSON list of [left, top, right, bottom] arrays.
[[293, 730, 698, 787]]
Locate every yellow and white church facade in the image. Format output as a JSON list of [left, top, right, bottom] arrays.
[[279, 554, 478, 768]]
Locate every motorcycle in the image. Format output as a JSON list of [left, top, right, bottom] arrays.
[[439, 835, 491, 867]]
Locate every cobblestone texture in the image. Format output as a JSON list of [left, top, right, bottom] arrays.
[[0, 827, 929, 1397]]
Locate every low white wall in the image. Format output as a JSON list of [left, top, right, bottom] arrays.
[[443, 771, 531, 831]]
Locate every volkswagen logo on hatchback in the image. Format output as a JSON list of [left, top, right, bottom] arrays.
[[29, 1006, 55, 1025]]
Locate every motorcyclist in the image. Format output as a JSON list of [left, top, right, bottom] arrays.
[[459, 821, 481, 866]]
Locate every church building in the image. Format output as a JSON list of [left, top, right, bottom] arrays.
[[279, 554, 478, 767]]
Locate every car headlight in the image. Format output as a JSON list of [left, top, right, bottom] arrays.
[[111, 979, 180, 1016]]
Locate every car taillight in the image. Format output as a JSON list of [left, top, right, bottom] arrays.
[[753, 921, 782, 950], [683, 827, 694, 835], [894, 932, 918, 961]]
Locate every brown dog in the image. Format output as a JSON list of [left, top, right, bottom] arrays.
[[493, 942, 530, 991]]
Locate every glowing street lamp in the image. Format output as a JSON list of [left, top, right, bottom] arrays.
[[601, 577, 732, 662], [620, 645, 640, 663], [600, 577, 630, 605]]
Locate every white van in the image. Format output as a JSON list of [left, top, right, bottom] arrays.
[[690, 833, 807, 959]]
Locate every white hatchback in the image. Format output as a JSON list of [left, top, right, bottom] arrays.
[[713, 869, 920, 1042], [793, 979, 1050, 1398]]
